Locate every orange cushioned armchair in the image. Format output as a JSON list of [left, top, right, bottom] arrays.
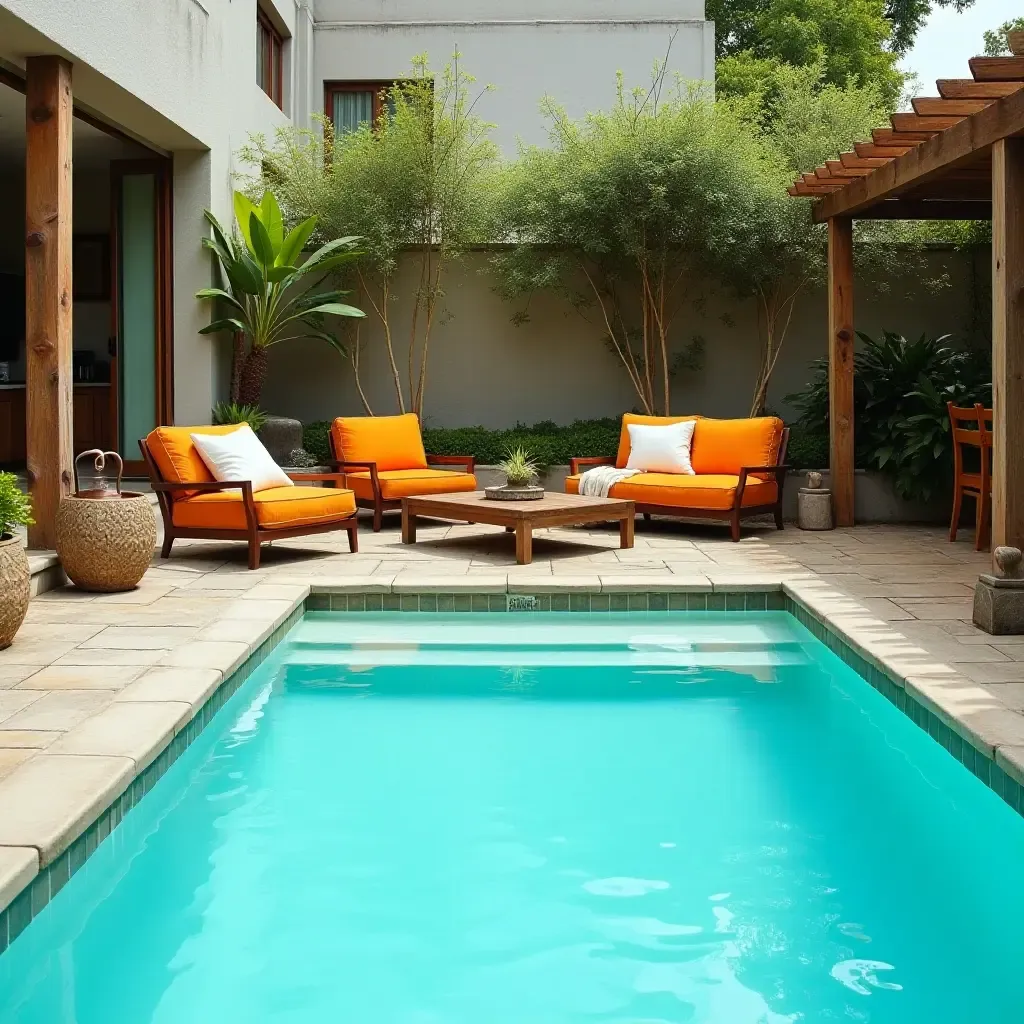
[[566, 414, 790, 542], [140, 425, 359, 570], [328, 414, 476, 531]]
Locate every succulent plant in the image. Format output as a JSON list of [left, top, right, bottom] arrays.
[[499, 446, 538, 488]]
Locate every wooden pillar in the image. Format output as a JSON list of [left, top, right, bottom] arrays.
[[992, 138, 1024, 561], [25, 56, 73, 550], [828, 216, 855, 527]]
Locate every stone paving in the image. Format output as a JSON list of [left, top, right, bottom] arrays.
[[1, 512, 1023, 916]]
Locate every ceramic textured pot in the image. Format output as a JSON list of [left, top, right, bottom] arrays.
[[55, 493, 157, 592], [0, 533, 30, 650]]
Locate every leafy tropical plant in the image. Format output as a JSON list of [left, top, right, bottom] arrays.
[[241, 51, 498, 417], [211, 401, 268, 432], [0, 472, 32, 539], [784, 331, 991, 501], [197, 189, 365, 406], [983, 16, 1024, 55], [499, 446, 539, 488]]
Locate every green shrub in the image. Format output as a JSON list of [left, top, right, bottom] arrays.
[[784, 331, 991, 500], [303, 418, 621, 467], [212, 402, 268, 433], [0, 472, 32, 538]]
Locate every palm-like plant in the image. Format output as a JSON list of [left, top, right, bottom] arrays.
[[197, 190, 365, 405]]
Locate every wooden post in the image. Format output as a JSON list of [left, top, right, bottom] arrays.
[[991, 138, 1024, 560], [25, 56, 73, 550], [828, 216, 855, 527]]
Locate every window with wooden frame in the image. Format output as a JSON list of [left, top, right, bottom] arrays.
[[257, 8, 284, 109], [324, 81, 398, 135]]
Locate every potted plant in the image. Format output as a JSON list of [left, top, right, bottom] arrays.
[[0, 473, 32, 649], [485, 446, 544, 501]]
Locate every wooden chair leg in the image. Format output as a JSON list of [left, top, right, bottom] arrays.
[[643, 512, 651, 523], [949, 482, 963, 542], [729, 510, 741, 542], [774, 507, 784, 530], [160, 535, 174, 559], [372, 504, 383, 532], [976, 492, 991, 552], [248, 539, 261, 570], [347, 521, 359, 554]]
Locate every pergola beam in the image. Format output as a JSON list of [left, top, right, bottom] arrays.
[[828, 218, 855, 528], [991, 138, 1024, 561], [816, 86, 1024, 221], [24, 56, 73, 550]]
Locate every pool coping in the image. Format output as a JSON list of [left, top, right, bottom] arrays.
[[2, 576, 1024, 954]]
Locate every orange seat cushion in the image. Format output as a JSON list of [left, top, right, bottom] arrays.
[[172, 486, 356, 531], [344, 468, 477, 501], [565, 473, 777, 510], [690, 417, 783, 476], [331, 414, 428, 471], [615, 414, 702, 467], [146, 424, 245, 499]]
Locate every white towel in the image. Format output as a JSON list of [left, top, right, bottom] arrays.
[[578, 465, 641, 497]]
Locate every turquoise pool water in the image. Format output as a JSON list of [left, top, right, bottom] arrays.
[[2, 611, 1023, 1023]]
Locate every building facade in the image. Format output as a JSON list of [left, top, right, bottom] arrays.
[[0, 0, 710, 544]]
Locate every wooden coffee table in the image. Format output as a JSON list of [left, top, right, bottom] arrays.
[[401, 491, 635, 565]]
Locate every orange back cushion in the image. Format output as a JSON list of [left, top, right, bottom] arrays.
[[146, 424, 244, 498], [615, 414, 702, 468], [690, 417, 783, 476], [331, 414, 428, 471]]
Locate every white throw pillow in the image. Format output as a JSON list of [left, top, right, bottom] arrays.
[[625, 421, 697, 475], [190, 425, 294, 493]]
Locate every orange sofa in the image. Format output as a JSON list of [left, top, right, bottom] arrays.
[[566, 414, 790, 541], [328, 414, 477, 531], [140, 425, 359, 570]]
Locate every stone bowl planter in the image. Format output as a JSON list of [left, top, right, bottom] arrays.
[[54, 450, 157, 593], [0, 534, 30, 650], [484, 484, 545, 501]]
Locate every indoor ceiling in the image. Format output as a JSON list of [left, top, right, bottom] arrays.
[[0, 80, 153, 170]]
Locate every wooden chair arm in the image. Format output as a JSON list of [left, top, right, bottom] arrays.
[[427, 454, 476, 473], [735, 464, 791, 508], [328, 460, 378, 473], [286, 472, 351, 486], [569, 456, 615, 475], [151, 479, 255, 495]]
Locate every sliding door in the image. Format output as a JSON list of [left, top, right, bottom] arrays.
[[110, 159, 173, 472]]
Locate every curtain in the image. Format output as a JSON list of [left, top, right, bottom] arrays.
[[333, 91, 374, 134]]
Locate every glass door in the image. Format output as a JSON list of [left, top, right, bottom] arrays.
[[110, 159, 172, 473]]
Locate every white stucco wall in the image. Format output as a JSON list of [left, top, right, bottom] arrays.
[[0, 0, 294, 425], [260, 249, 979, 431], [310, 0, 714, 154]]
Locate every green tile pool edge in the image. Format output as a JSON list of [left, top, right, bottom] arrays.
[[2, 586, 1020, 957], [0, 605, 305, 956]]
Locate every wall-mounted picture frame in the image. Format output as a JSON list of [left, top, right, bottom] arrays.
[[73, 234, 111, 301]]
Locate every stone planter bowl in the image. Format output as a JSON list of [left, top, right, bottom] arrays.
[[55, 493, 157, 592], [0, 533, 30, 650], [484, 484, 545, 501]]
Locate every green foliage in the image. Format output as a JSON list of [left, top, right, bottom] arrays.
[[241, 52, 499, 417], [498, 446, 539, 487], [197, 188, 364, 404], [211, 401, 268, 432], [491, 69, 772, 416], [303, 419, 622, 467], [0, 472, 32, 538], [784, 331, 991, 499], [709, 0, 903, 107], [984, 17, 1024, 55], [884, 0, 974, 56]]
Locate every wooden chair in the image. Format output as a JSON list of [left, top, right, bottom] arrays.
[[947, 401, 992, 550], [140, 427, 359, 570], [327, 414, 476, 531]]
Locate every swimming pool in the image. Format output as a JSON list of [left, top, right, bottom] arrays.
[[1, 611, 1023, 1023]]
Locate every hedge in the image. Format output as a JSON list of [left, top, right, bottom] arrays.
[[303, 418, 622, 467], [303, 417, 839, 469]]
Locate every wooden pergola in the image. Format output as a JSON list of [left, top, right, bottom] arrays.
[[788, 53, 1024, 563]]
